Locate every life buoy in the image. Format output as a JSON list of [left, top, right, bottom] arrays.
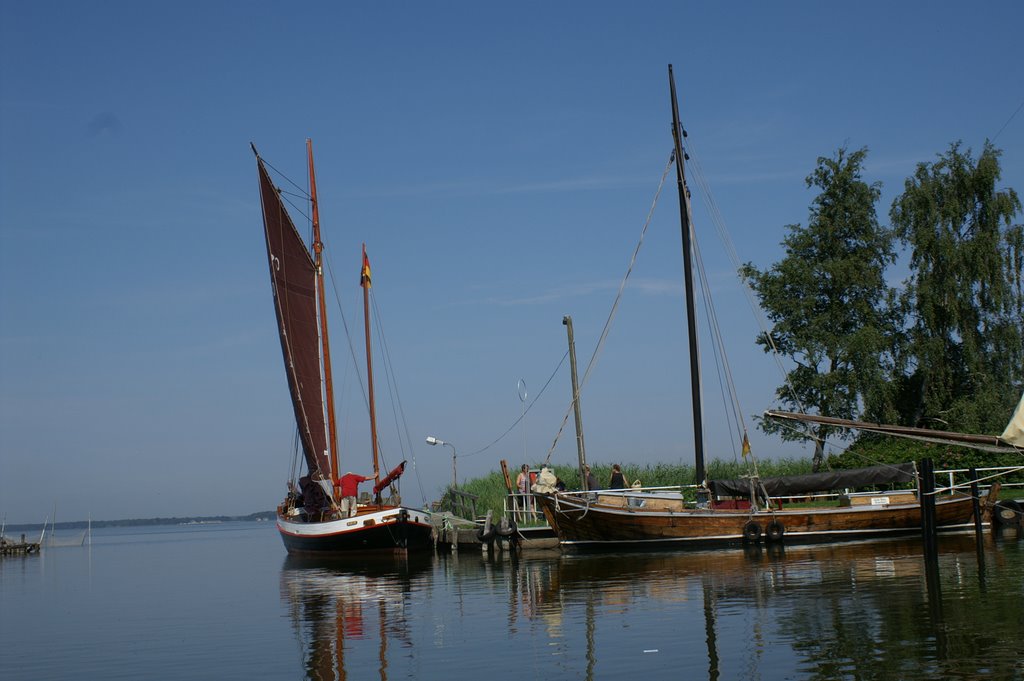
[[766, 520, 785, 542], [992, 500, 1022, 528], [742, 521, 762, 543]]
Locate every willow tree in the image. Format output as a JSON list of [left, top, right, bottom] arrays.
[[890, 141, 1023, 433], [742, 147, 898, 470]]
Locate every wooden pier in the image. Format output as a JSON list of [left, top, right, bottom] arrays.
[[1, 534, 41, 556], [432, 512, 559, 554]]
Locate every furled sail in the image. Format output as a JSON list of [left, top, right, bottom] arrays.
[[709, 462, 917, 498], [256, 156, 331, 480]]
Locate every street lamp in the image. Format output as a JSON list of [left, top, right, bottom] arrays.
[[426, 436, 457, 490]]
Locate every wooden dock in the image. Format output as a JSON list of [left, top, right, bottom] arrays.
[[431, 512, 559, 553], [1, 534, 41, 556]]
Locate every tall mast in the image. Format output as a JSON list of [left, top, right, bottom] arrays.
[[562, 315, 589, 489], [361, 244, 382, 485], [307, 139, 340, 493], [668, 64, 706, 488]]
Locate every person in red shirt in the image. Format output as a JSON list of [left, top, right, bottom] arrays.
[[337, 472, 374, 518]]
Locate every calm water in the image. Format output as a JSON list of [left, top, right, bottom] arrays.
[[2, 522, 1022, 680]]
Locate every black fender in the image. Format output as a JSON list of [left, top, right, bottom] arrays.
[[992, 500, 1022, 527]]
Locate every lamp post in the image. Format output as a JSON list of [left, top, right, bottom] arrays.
[[426, 436, 457, 490]]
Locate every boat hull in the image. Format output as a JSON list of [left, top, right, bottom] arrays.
[[536, 492, 979, 551], [277, 506, 434, 556]]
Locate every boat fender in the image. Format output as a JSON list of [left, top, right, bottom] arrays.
[[765, 520, 785, 542], [742, 521, 762, 543], [477, 526, 496, 542], [992, 500, 1022, 528], [496, 518, 517, 537]]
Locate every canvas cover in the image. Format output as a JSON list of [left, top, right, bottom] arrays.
[[709, 462, 917, 498]]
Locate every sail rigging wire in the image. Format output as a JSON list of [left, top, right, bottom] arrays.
[[460, 350, 570, 459], [320, 252, 427, 503], [264, 153, 417, 497], [691, 230, 745, 463], [683, 140, 803, 415], [676, 141, 918, 478], [371, 292, 429, 504], [543, 152, 675, 464], [686, 141, 1020, 479]]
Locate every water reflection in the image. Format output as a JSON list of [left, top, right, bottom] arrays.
[[279, 534, 1023, 680], [279, 554, 432, 680]]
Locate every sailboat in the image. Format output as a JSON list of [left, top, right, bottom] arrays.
[[253, 141, 434, 556], [534, 66, 1003, 550]]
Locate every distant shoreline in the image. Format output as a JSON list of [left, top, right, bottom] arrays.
[[2, 511, 276, 533]]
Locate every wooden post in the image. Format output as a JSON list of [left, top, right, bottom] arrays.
[[968, 466, 986, 587], [919, 458, 938, 560], [563, 316, 589, 489]]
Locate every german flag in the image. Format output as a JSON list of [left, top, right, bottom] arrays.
[[360, 246, 371, 288]]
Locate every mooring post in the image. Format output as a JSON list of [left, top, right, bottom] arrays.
[[968, 466, 986, 582], [920, 458, 938, 561]]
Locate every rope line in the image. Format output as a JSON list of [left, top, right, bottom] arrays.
[[544, 152, 675, 464], [461, 350, 570, 459]]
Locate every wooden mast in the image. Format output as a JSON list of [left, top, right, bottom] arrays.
[[361, 244, 382, 489], [563, 315, 589, 489], [307, 139, 341, 497], [668, 65, 706, 489]]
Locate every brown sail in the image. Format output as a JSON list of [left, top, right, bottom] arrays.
[[256, 154, 330, 481]]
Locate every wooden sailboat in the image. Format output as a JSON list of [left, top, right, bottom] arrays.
[[534, 66, 987, 550], [253, 141, 433, 556]]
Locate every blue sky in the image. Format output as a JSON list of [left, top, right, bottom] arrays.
[[1, 2, 1022, 524]]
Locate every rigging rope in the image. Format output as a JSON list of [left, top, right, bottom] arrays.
[[684, 139, 803, 416], [371, 293, 429, 504], [461, 350, 570, 459], [543, 152, 675, 464]]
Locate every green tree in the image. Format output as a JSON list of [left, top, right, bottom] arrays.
[[889, 141, 1023, 434], [742, 147, 898, 470]]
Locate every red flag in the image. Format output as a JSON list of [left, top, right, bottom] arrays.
[[360, 246, 372, 288]]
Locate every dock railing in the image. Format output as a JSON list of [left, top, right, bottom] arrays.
[[507, 492, 540, 524]]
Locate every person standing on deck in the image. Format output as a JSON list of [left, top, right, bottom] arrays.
[[609, 464, 627, 490], [584, 465, 599, 491], [337, 472, 374, 518], [516, 464, 535, 518]]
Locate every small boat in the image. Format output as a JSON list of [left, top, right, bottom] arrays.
[[535, 67, 1012, 551], [253, 141, 433, 556]]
